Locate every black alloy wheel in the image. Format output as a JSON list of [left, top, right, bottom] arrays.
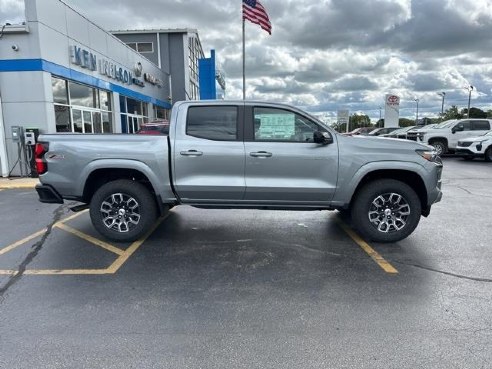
[[90, 179, 157, 242]]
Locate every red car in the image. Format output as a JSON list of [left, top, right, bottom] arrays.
[[136, 120, 170, 135]]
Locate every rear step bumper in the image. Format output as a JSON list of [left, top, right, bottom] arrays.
[[35, 184, 64, 204]]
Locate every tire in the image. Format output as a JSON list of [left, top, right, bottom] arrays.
[[337, 208, 351, 219], [430, 140, 447, 155], [351, 179, 422, 243], [485, 147, 492, 162], [90, 179, 157, 242]]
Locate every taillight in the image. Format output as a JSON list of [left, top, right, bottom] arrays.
[[35, 142, 49, 175]]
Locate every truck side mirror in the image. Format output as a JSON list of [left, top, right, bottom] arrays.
[[452, 124, 464, 134], [313, 131, 333, 145]]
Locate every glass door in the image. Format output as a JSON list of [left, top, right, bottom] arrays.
[[72, 108, 97, 133], [126, 114, 140, 133]]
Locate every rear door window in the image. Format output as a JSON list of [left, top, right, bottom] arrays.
[[472, 120, 490, 130], [186, 106, 238, 140]]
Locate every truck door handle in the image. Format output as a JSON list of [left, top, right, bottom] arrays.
[[180, 150, 203, 156], [250, 151, 272, 158]]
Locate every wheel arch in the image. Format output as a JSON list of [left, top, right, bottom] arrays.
[[428, 136, 448, 146], [349, 169, 428, 215]]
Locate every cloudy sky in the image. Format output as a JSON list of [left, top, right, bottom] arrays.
[[2, 0, 492, 122]]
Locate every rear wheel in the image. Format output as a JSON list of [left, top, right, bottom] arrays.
[[431, 140, 447, 155], [485, 147, 492, 162], [90, 179, 157, 242], [351, 179, 421, 243]]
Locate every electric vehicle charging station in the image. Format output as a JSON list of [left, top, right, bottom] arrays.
[[7, 126, 39, 177]]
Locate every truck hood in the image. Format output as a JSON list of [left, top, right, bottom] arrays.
[[338, 134, 433, 152]]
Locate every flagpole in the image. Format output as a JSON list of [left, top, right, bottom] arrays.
[[242, 17, 246, 100]]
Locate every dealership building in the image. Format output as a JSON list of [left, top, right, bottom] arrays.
[[0, 0, 223, 177]]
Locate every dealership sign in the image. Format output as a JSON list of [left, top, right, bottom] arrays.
[[384, 94, 400, 128], [69, 45, 145, 87], [70, 45, 97, 71]]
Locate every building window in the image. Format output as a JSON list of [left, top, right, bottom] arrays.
[[126, 42, 154, 53], [188, 35, 203, 100], [119, 96, 150, 134], [154, 106, 170, 120], [51, 76, 113, 133]]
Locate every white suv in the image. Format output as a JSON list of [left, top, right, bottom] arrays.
[[456, 130, 492, 162], [416, 119, 492, 155]]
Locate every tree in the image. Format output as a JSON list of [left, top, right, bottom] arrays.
[[375, 119, 384, 128], [465, 107, 487, 118], [399, 118, 414, 127], [440, 105, 463, 120], [348, 114, 372, 130]]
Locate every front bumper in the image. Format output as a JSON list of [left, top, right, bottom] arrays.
[[35, 184, 64, 204], [455, 148, 483, 158]]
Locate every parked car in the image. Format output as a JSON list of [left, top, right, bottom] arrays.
[[406, 124, 438, 141], [136, 120, 170, 135], [343, 127, 375, 136], [35, 100, 443, 243], [381, 126, 415, 139], [455, 130, 492, 161], [416, 119, 492, 155], [368, 127, 400, 136]]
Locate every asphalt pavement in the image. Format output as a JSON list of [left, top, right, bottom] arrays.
[[0, 157, 491, 369]]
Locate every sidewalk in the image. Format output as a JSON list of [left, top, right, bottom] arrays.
[[0, 177, 39, 189]]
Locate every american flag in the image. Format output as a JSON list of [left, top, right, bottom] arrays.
[[242, 0, 272, 35]]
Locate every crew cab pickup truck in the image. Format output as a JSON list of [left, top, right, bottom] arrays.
[[35, 101, 443, 243], [416, 119, 492, 155]]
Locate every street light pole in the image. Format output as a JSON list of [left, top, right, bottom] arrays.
[[414, 98, 419, 124], [437, 92, 445, 115], [467, 85, 474, 118]]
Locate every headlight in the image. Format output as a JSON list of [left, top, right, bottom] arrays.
[[416, 149, 439, 162]]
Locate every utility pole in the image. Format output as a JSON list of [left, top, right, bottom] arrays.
[[414, 98, 419, 125], [467, 86, 474, 118], [437, 92, 445, 115]]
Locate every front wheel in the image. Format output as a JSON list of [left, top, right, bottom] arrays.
[[430, 140, 447, 155], [351, 179, 422, 243], [90, 179, 157, 242], [485, 147, 492, 162]]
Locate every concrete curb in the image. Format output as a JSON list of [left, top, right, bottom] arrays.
[[0, 178, 39, 189]]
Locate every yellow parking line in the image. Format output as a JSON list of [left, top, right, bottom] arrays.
[[24, 269, 110, 275], [55, 223, 124, 256], [0, 270, 19, 275], [0, 228, 47, 256], [335, 218, 398, 274], [0, 269, 112, 275], [106, 215, 168, 273], [0, 212, 167, 276], [0, 211, 87, 256]]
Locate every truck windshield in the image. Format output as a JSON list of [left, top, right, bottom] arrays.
[[436, 120, 457, 129]]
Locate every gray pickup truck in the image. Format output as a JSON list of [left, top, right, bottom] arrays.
[[35, 100, 443, 243]]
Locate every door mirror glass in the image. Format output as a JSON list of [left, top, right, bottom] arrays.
[[313, 131, 333, 145]]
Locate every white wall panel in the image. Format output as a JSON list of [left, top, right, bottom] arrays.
[[38, 24, 70, 67], [0, 72, 49, 103], [88, 23, 108, 56], [34, 0, 67, 35], [66, 7, 90, 47]]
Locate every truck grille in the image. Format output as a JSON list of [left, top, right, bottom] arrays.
[[458, 141, 472, 147], [406, 133, 418, 141]]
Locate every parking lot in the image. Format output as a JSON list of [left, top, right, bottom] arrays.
[[0, 157, 491, 368]]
